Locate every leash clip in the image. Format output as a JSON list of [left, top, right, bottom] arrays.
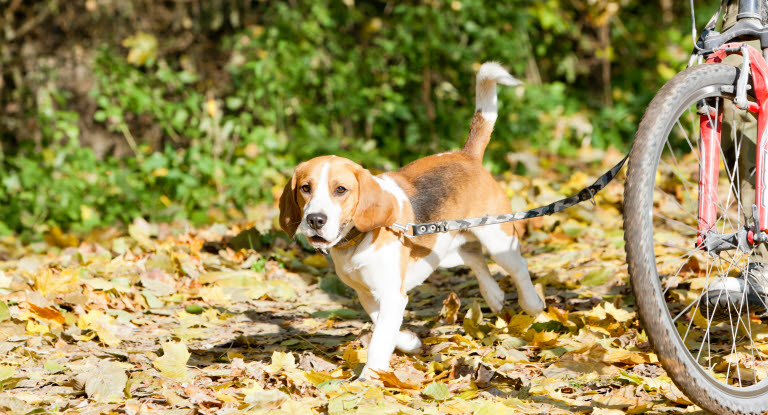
[[587, 188, 597, 207], [390, 222, 415, 238]]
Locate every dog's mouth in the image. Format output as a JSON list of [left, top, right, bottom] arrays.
[[309, 235, 329, 244], [306, 223, 350, 249]]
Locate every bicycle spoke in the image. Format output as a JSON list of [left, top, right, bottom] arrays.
[[633, 72, 768, 397]]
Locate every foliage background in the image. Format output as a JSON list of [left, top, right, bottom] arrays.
[[0, 0, 717, 236]]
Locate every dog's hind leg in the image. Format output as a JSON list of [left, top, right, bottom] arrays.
[[471, 224, 545, 316], [459, 241, 506, 314]]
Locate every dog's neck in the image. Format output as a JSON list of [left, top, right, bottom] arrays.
[[333, 227, 364, 250]]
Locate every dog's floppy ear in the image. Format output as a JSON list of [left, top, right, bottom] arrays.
[[353, 168, 397, 232], [278, 172, 301, 237]]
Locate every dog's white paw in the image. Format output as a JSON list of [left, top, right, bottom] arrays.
[[520, 294, 545, 316], [395, 330, 422, 354], [357, 364, 382, 382], [482, 285, 506, 315], [478, 280, 506, 314]]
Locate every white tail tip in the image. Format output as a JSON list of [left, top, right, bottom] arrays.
[[477, 61, 522, 87], [475, 61, 521, 121]]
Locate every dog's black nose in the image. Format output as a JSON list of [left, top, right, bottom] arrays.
[[307, 213, 327, 230]]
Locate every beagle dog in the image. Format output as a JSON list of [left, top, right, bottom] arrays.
[[279, 62, 545, 379]]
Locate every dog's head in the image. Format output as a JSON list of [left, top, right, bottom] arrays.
[[279, 156, 397, 249]]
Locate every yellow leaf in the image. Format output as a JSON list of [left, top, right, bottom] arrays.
[[26, 320, 50, 335], [199, 285, 229, 304], [627, 404, 653, 414], [547, 306, 569, 325], [43, 226, 78, 248], [265, 280, 296, 301], [161, 386, 185, 406], [153, 342, 191, 381], [474, 401, 516, 415], [692, 308, 711, 328], [305, 371, 334, 385], [585, 303, 607, 320], [34, 267, 80, 297], [128, 218, 153, 250], [80, 205, 94, 221], [463, 301, 486, 339], [562, 171, 589, 193], [77, 310, 122, 346], [206, 99, 218, 117], [302, 253, 328, 268], [506, 313, 534, 335], [122, 32, 157, 66], [604, 302, 635, 322], [531, 330, 560, 347], [152, 167, 168, 177], [0, 366, 16, 382], [266, 351, 295, 373], [602, 347, 652, 365], [342, 346, 367, 366]]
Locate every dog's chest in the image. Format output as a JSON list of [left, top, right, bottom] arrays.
[[331, 235, 402, 293], [330, 231, 471, 295]]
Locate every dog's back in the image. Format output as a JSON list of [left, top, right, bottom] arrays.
[[394, 62, 522, 224]]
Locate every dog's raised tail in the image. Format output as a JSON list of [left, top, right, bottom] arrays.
[[462, 62, 521, 160]]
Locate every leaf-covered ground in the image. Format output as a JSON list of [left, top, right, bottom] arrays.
[[0, 148, 709, 414]]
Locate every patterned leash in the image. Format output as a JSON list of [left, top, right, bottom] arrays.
[[390, 154, 629, 237]]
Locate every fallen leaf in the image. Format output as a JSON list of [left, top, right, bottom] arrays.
[[84, 360, 127, 403], [303, 253, 328, 268], [44, 226, 78, 248], [266, 351, 295, 373], [26, 303, 65, 325], [244, 388, 289, 409], [422, 381, 450, 401], [128, 217, 154, 249], [376, 370, 420, 389], [0, 302, 9, 321], [311, 308, 360, 320], [440, 292, 461, 324], [44, 361, 66, 374], [582, 268, 613, 286], [463, 301, 487, 339], [34, 267, 79, 296], [153, 341, 191, 381], [0, 366, 15, 382], [78, 310, 124, 346]]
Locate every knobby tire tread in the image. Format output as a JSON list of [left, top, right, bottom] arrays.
[[625, 63, 768, 415]]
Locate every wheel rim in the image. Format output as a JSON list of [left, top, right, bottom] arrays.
[[647, 83, 768, 393]]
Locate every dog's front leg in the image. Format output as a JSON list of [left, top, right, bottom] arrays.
[[359, 290, 408, 380]]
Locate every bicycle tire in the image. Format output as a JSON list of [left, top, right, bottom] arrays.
[[625, 63, 768, 414]]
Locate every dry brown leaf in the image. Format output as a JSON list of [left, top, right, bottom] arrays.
[[375, 370, 420, 390], [440, 292, 461, 324]]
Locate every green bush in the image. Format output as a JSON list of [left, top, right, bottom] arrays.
[[0, 0, 707, 236]]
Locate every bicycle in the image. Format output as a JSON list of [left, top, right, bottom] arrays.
[[624, 0, 768, 413]]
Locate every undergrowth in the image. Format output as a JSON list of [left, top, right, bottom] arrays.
[[0, 0, 704, 237]]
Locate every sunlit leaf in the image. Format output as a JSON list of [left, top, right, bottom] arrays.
[[422, 381, 450, 401], [153, 341, 191, 381], [122, 32, 158, 66], [84, 360, 127, 403]]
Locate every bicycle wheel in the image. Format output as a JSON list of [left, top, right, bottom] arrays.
[[624, 63, 768, 414]]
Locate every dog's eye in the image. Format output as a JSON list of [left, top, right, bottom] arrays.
[[335, 186, 347, 195], [300, 184, 311, 193]]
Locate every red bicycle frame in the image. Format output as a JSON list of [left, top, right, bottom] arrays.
[[698, 43, 768, 247]]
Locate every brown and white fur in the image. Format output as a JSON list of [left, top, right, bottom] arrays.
[[279, 62, 545, 379]]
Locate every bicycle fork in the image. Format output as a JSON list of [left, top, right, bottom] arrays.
[[698, 43, 768, 253]]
